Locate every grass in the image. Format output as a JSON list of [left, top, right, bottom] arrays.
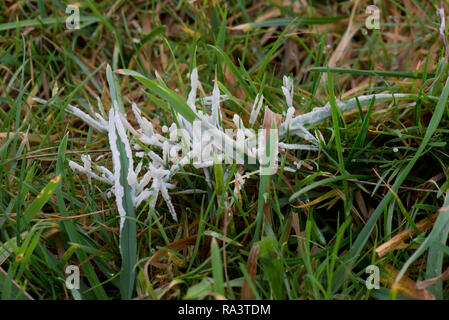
[[1, 0, 449, 300]]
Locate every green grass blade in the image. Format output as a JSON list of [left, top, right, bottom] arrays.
[[211, 238, 225, 297], [115, 69, 198, 123], [257, 237, 284, 299], [345, 96, 375, 167], [209, 45, 255, 99], [333, 75, 449, 291], [0, 17, 100, 32], [423, 193, 449, 299], [326, 68, 349, 214], [0, 232, 27, 265], [116, 133, 137, 300], [22, 175, 60, 225], [254, 119, 277, 241], [233, 16, 346, 30], [311, 67, 435, 79], [289, 174, 365, 201], [57, 133, 108, 299], [103, 102, 138, 300], [106, 65, 124, 114]]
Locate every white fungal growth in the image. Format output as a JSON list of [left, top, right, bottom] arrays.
[[96, 164, 114, 183], [68, 160, 113, 185], [233, 172, 246, 196], [211, 79, 221, 128], [282, 76, 294, 109], [132, 103, 154, 138], [280, 93, 415, 138], [96, 96, 106, 118], [108, 107, 127, 233], [197, 94, 229, 105], [233, 114, 244, 129], [279, 142, 318, 151], [81, 155, 92, 186], [113, 102, 137, 191], [283, 106, 295, 129], [67, 104, 108, 133], [169, 123, 178, 141], [187, 68, 199, 112], [147, 164, 177, 221], [249, 94, 264, 126], [58, 67, 424, 241], [134, 189, 152, 208]]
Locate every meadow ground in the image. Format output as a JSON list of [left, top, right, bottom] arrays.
[[1, 0, 449, 300]]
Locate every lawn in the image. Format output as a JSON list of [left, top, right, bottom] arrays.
[[1, 0, 449, 300]]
